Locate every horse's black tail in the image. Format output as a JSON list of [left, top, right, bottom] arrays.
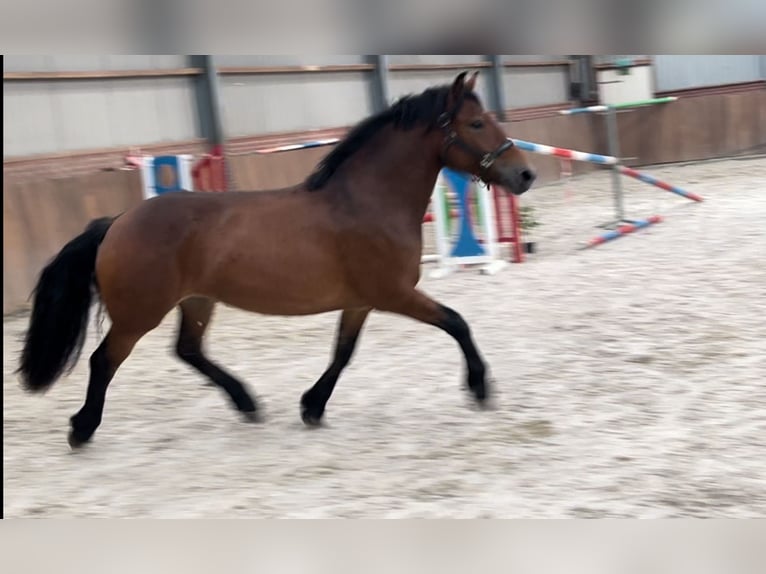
[[17, 216, 116, 392]]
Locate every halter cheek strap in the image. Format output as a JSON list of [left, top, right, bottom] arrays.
[[437, 111, 515, 183], [478, 139, 516, 169]]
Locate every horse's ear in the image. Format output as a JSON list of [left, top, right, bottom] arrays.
[[465, 71, 479, 92], [450, 72, 469, 102]]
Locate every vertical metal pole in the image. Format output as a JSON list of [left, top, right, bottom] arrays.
[[190, 55, 229, 191], [605, 104, 625, 223], [581, 56, 596, 102], [190, 55, 225, 148], [567, 55, 581, 103], [569, 55, 595, 104], [200, 55, 225, 150], [370, 55, 391, 112], [487, 55, 506, 121], [204, 56, 231, 191]]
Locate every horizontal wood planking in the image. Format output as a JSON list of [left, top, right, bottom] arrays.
[[3, 170, 143, 314], [656, 80, 766, 98], [3, 140, 208, 181], [505, 103, 574, 121], [617, 86, 766, 165], [229, 147, 334, 191]]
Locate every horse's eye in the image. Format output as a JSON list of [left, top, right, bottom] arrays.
[[470, 120, 484, 129]]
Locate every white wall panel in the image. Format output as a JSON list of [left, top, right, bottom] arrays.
[[219, 72, 372, 136], [501, 67, 569, 108], [4, 81, 60, 156], [654, 55, 764, 92], [387, 69, 492, 106], [387, 55, 486, 65], [3, 77, 198, 157], [3, 55, 189, 72]]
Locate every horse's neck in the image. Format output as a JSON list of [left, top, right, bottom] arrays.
[[342, 127, 443, 218]]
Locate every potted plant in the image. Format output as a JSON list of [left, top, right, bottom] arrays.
[[519, 205, 541, 254]]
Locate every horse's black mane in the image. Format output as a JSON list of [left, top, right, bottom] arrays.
[[306, 84, 477, 190]]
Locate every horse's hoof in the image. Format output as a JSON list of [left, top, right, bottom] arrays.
[[67, 430, 90, 450], [241, 409, 262, 423], [301, 408, 324, 428], [467, 381, 494, 410], [472, 380, 497, 410], [469, 384, 488, 404], [476, 395, 495, 411]]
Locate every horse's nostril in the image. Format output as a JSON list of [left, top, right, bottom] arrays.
[[520, 169, 535, 183]]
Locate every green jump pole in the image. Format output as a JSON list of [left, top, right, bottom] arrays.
[[560, 96, 678, 115]]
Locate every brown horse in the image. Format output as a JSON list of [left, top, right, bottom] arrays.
[[18, 72, 536, 448]]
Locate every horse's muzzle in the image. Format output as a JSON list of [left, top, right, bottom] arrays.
[[499, 166, 536, 195]]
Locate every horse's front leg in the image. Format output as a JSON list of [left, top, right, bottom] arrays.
[[382, 289, 488, 403]]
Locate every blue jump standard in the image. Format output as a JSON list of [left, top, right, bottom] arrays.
[[442, 168, 487, 258]]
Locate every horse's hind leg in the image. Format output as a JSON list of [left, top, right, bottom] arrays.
[[301, 307, 371, 426], [175, 296, 258, 421], [69, 327, 144, 448]]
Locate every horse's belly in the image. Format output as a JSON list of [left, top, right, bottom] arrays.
[[199, 251, 360, 316], [213, 282, 355, 316]]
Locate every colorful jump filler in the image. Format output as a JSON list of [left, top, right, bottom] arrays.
[[426, 168, 508, 278]]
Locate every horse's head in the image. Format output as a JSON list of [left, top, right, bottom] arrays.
[[437, 71, 536, 195]]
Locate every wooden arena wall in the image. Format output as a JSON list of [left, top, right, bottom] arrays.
[[3, 170, 143, 314]]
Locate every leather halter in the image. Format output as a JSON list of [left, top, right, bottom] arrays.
[[436, 102, 515, 183]]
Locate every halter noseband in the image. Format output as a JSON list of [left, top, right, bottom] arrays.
[[437, 106, 515, 184]]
